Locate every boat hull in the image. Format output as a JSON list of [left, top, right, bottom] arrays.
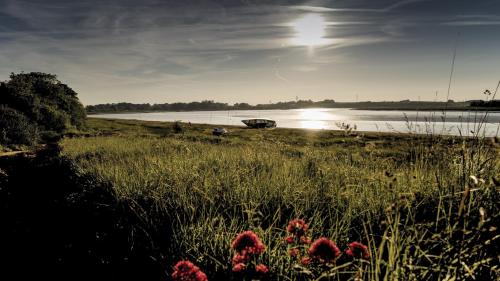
[[241, 119, 276, 128]]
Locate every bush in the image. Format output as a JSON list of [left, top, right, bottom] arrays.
[[173, 121, 184, 134], [0, 106, 38, 146]]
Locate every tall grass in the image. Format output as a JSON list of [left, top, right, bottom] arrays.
[[60, 119, 499, 280]]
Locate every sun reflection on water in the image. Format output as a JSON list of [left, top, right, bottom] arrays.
[[298, 108, 334, 129]]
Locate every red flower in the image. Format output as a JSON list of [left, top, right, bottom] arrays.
[[308, 238, 341, 264], [287, 219, 309, 237], [285, 236, 294, 244], [232, 263, 246, 273], [195, 271, 208, 281], [172, 260, 208, 281], [300, 257, 311, 266], [231, 231, 265, 255], [300, 236, 312, 245], [345, 242, 370, 260], [255, 264, 269, 275], [288, 248, 299, 257], [232, 252, 250, 265]]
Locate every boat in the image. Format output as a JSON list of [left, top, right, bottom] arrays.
[[241, 119, 276, 128], [212, 127, 228, 136]]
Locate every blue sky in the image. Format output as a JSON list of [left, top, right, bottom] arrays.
[[1, 0, 499, 105]]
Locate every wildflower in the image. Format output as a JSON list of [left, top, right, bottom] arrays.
[[285, 236, 294, 244], [308, 238, 341, 264], [289, 248, 299, 257], [287, 219, 308, 237], [172, 260, 208, 281], [345, 242, 370, 260], [300, 257, 312, 266], [255, 264, 269, 275], [232, 252, 250, 265], [232, 263, 246, 273], [232, 231, 265, 255], [195, 271, 208, 281], [299, 236, 312, 245]]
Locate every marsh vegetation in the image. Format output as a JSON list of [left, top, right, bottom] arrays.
[[52, 118, 500, 280]]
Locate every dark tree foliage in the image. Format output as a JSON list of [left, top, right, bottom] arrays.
[[0, 72, 86, 145], [0, 106, 38, 145], [85, 99, 338, 113], [470, 99, 500, 107]]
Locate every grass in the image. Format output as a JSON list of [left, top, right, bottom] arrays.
[[59, 118, 499, 280]]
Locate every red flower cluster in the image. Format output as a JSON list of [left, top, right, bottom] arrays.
[[232, 263, 246, 273], [231, 230, 268, 278], [285, 219, 312, 261], [308, 238, 341, 264], [285, 219, 311, 244], [287, 219, 309, 237], [299, 236, 312, 245], [255, 264, 269, 275], [231, 231, 265, 255], [345, 242, 370, 260], [172, 260, 208, 281]]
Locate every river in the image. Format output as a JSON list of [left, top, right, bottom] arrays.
[[92, 108, 500, 137]]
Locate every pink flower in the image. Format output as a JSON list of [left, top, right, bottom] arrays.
[[231, 231, 265, 255], [345, 242, 370, 260], [255, 264, 269, 275], [285, 236, 294, 244], [288, 248, 299, 257], [232, 263, 246, 273], [308, 238, 341, 264], [287, 219, 309, 237], [172, 260, 208, 281]]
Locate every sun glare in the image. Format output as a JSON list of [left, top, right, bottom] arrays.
[[291, 14, 329, 47], [298, 108, 332, 129]]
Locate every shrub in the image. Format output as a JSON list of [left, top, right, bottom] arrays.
[[0, 106, 38, 146], [173, 121, 184, 134]]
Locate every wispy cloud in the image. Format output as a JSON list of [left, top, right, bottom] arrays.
[[289, 0, 432, 14], [443, 21, 500, 26], [443, 15, 500, 26]]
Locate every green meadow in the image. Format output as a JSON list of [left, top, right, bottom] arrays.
[[58, 118, 499, 280]]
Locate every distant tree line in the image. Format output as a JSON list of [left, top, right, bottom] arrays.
[[0, 72, 86, 146], [469, 100, 500, 107], [86, 98, 500, 114], [86, 99, 340, 113]]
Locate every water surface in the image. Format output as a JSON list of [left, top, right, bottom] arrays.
[[92, 108, 500, 137]]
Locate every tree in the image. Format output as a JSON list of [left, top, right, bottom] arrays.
[[0, 72, 86, 145]]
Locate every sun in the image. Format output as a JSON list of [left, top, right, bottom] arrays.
[[291, 14, 329, 47]]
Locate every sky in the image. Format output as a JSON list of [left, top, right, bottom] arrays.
[[1, 0, 499, 105]]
